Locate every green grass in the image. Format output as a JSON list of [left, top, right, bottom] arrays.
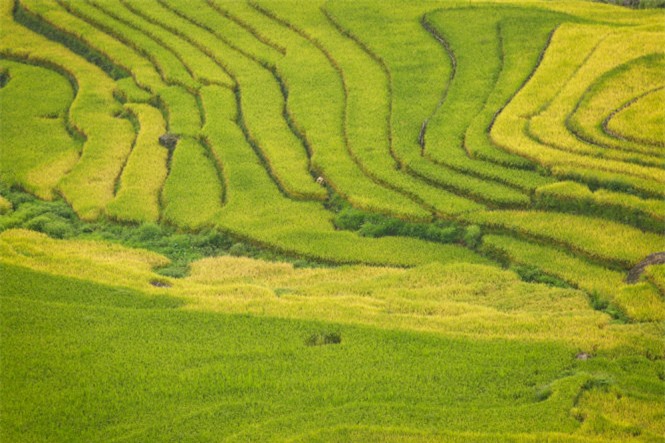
[[481, 234, 665, 321], [2, 249, 664, 441], [0, 59, 81, 199], [534, 181, 665, 232], [161, 137, 223, 229], [568, 54, 665, 157], [462, 209, 665, 269], [105, 103, 169, 224], [607, 87, 665, 146], [2, 1, 665, 439], [201, 85, 487, 266], [137, 0, 327, 201]]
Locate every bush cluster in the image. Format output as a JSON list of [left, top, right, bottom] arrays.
[[333, 206, 474, 245], [0, 187, 324, 277], [512, 264, 569, 288], [305, 331, 342, 347]]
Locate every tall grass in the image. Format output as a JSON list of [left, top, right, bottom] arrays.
[[568, 54, 665, 156], [200, 85, 487, 266], [527, 28, 665, 176], [606, 88, 665, 146], [0, 60, 81, 199], [136, 0, 327, 201], [463, 210, 665, 268], [161, 137, 224, 229], [57, 1, 196, 92], [106, 103, 169, 224], [1, 233, 664, 440], [33, 0, 179, 91]]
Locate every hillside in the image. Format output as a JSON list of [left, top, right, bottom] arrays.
[[0, 0, 664, 441]]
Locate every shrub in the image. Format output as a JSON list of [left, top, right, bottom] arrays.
[[155, 263, 189, 279], [513, 265, 568, 288], [229, 242, 250, 257], [191, 230, 233, 254], [333, 207, 367, 231], [24, 214, 74, 239], [136, 223, 163, 242], [305, 332, 342, 347], [358, 219, 401, 238], [333, 206, 464, 244], [589, 291, 609, 311], [0, 197, 12, 215], [463, 225, 482, 249]]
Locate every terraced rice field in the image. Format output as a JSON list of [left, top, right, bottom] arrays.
[[1, 0, 664, 441]]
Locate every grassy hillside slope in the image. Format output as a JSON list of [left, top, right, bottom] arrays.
[[1, 231, 664, 441], [1, 0, 663, 440]]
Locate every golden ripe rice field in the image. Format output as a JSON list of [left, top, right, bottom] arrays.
[[0, 0, 664, 441]]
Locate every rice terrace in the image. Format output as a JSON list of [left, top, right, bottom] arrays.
[[1, 0, 664, 440]]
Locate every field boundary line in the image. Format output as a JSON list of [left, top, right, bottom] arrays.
[[418, 13, 455, 157]]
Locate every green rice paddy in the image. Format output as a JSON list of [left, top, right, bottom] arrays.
[[1, 0, 663, 440]]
